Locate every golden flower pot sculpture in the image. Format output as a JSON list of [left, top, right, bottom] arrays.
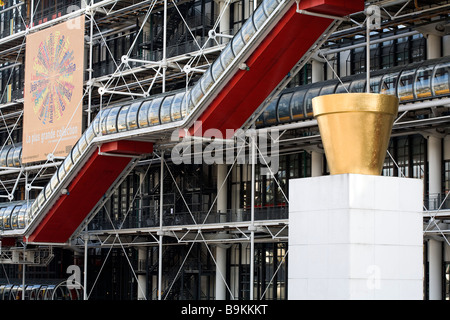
[[312, 93, 399, 176]]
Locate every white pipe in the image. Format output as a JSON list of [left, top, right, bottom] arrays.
[[320, 30, 419, 55], [158, 151, 164, 300], [162, 0, 167, 93], [87, 10, 94, 126], [366, 11, 371, 93], [84, 231, 88, 300], [249, 134, 256, 300]]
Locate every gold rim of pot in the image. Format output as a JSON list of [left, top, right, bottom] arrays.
[[312, 93, 399, 117]]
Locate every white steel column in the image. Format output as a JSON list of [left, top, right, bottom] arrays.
[[216, 164, 228, 300], [311, 59, 324, 83], [22, 253, 25, 300], [162, 0, 168, 93], [427, 135, 443, 299], [443, 35, 450, 57], [311, 151, 322, 177], [87, 8, 94, 125], [427, 34, 442, 60], [428, 239, 442, 300], [311, 56, 324, 177], [428, 135, 442, 197], [158, 152, 164, 300], [30, 0, 34, 28], [219, 0, 230, 36], [249, 134, 256, 300], [84, 231, 88, 300]]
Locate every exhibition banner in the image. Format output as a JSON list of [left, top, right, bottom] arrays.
[[22, 15, 85, 164]]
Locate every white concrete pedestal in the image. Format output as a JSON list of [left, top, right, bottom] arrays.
[[288, 174, 423, 300]]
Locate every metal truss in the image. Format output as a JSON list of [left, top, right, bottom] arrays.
[[0, 245, 54, 266]]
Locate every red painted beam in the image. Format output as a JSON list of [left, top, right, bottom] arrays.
[[300, 0, 364, 17], [27, 140, 153, 243], [100, 140, 153, 156], [194, 0, 364, 136], [0, 237, 16, 247]]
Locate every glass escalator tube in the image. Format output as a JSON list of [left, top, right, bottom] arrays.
[[187, 91, 196, 114], [368, 74, 383, 94], [263, 99, 278, 126], [29, 195, 41, 221], [44, 180, 53, 200], [35, 190, 46, 211], [138, 100, 152, 128], [126, 101, 143, 130], [147, 97, 163, 126], [397, 67, 416, 102], [160, 95, 174, 124], [277, 91, 294, 124], [117, 105, 130, 132], [0, 145, 11, 167], [18, 202, 30, 229], [264, 0, 282, 16], [12, 145, 21, 167], [415, 64, 433, 100], [180, 92, 188, 119], [432, 61, 450, 97], [10, 205, 21, 229], [100, 108, 112, 135], [190, 81, 204, 110], [171, 92, 186, 122], [106, 106, 121, 134], [6, 145, 16, 167], [2, 205, 15, 230], [335, 80, 351, 94], [319, 81, 338, 96], [253, 1, 269, 30], [380, 71, 400, 96], [241, 12, 257, 44], [231, 30, 246, 60], [348, 76, 366, 93], [92, 109, 107, 136], [84, 124, 97, 145], [0, 207, 5, 230], [200, 69, 215, 97], [71, 140, 82, 167], [304, 85, 321, 118], [290, 88, 307, 121], [64, 149, 75, 174]]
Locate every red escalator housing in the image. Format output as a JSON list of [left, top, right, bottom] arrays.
[[193, 0, 364, 136], [26, 140, 153, 243]]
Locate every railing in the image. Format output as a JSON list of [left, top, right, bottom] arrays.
[[424, 193, 450, 211], [89, 206, 288, 230]]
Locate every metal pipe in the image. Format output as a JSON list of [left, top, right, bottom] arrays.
[[249, 134, 256, 300], [366, 12, 371, 93], [87, 9, 94, 126], [84, 231, 88, 300], [321, 30, 419, 55], [162, 0, 167, 93], [158, 151, 164, 300], [22, 251, 25, 300], [30, 0, 34, 28]]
